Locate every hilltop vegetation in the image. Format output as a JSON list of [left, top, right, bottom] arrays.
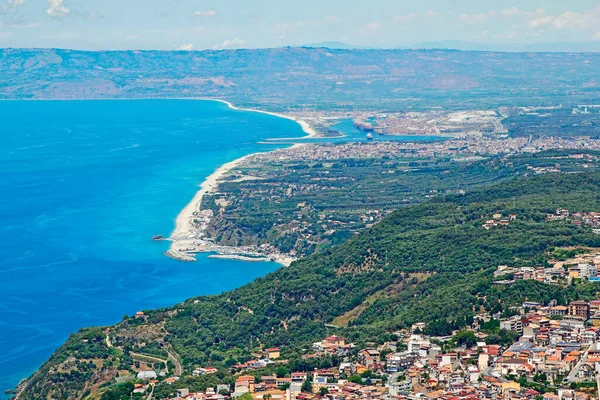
[[17, 170, 600, 399], [1, 48, 599, 110]]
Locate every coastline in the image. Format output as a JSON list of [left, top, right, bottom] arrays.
[[168, 100, 315, 266], [209, 99, 318, 139]]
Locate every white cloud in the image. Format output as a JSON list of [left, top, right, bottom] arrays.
[[529, 8, 598, 30], [364, 20, 381, 32], [211, 38, 246, 50], [178, 43, 194, 50], [501, 7, 544, 17], [501, 7, 521, 17], [529, 15, 554, 29], [192, 10, 217, 17], [46, 0, 69, 18], [551, 11, 586, 29], [6, 0, 26, 7], [460, 10, 496, 24], [593, 32, 600, 41], [424, 10, 436, 17], [394, 12, 419, 22]]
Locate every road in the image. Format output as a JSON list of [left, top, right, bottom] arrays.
[[566, 348, 589, 382], [164, 345, 183, 376]]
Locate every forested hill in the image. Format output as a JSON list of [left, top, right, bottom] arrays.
[[18, 172, 600, 399], [1, 48, 599, 110]]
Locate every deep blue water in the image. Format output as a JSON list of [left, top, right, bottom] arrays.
[[0, 99, 310, 396], [0, 100, 442, 396]]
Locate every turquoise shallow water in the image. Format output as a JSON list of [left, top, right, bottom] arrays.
[[0, 99, 310, 396]]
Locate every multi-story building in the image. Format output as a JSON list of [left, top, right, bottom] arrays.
[[550, 305, 568, 316], [500, 317, 523, 334], [358, 348, 381, 369], [568, 301, 590, 320], [578, 263, 598, 279], [386, 351, 416, 372]]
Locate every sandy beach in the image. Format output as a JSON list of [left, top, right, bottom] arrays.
[[211, 99, 318, 138], [168, 100, 314, 266]]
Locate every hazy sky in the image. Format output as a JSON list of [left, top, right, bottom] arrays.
[[0, 0, 599, 50]]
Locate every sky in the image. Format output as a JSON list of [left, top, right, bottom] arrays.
[[0, 0, 599, 50]]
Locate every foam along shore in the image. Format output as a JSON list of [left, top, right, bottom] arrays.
[[210, 99, 318, 138], [167, 100, 313, 266], [167, 153, 256, 259]]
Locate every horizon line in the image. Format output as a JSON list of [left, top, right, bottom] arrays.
[[1, 45, 599, 54]]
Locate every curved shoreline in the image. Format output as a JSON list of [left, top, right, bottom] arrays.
[[208, 99, 318, 138], [168, 100, 315, 266]]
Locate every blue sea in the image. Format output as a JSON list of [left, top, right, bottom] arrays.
[[0, 99, 312, 396], [0, 100, 442, 396]]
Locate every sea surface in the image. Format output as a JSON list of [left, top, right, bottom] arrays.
[[0, 100, 442, 397]]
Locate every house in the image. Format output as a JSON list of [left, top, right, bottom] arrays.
[[497, 358, 534, 375], [193, 367, 218, 375], [264, 347, 281, 360], [216, 384, 230, 394], [358, 348, 380, 369], [275, 377, 291, 388], [322, 335, 345, 347], [235, 375, 255, 394], [581, 329, 598, 345], [137, 371, 157, 380], [262, 375, 277, 389], [291, 372, 307, 383]]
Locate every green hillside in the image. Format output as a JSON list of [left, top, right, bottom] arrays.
[[17, 171, 600, 399]]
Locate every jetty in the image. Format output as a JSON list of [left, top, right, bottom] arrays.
[[164, 249, 196, 262]]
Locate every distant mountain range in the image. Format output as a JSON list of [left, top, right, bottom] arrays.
[[298, 41, 371, 50], [1, 47, 599, 110], [300, 40, 600, 53], [408, 40, 600, 53]]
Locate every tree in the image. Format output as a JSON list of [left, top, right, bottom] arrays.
[[319, 387, 329, 396], [100, 382, 135, 400], [238, 394, 253, 400], [301, 380, 312, 393], [455, 331, 477, 348]]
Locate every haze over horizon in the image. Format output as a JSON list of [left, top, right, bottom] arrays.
[[0, 0, 599, 51]]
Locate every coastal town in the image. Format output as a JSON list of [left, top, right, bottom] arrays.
[[116, 263, 600, 400], [165, 121, 600, 265]]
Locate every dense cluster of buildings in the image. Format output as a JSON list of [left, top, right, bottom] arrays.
[[547, 209, 600, 234], [493, 249, 600, 287], [140, 295, 600, 400], [248, 137, 600, 165]]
